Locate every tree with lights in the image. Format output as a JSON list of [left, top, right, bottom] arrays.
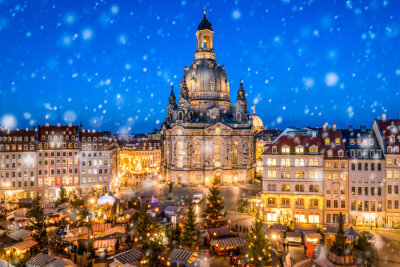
[[180, 201, 197, 249], [28, 196, 47, 248], [246, 207, 271, 266], [202, 181, 227, 228], [136, 203, 151, 244], [56, 185, 68, 206]]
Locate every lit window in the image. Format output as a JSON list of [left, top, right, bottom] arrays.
[[325, 139, 330, 145]]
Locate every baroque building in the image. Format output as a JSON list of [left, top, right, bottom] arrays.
[[161, 13, 256, 186]]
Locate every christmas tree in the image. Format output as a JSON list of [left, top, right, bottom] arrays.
[[180, 201, 197, 249], [246, 208, 271, 266], [56, 185, 68, 206], [136, 203, 151, 244], [201, 181, 227, 228]]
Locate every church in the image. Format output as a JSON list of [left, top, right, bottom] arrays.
[[161, 12, 256, 186]]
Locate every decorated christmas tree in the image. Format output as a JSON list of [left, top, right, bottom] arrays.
[[201, 181, 227, 228], [180, 201, 197, 249], [246, 208, 271, 266]]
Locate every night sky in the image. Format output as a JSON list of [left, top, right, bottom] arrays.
[[0, 0, 399, 134]]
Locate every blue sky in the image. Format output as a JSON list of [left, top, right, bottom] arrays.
[[0, 0, 399, 133]]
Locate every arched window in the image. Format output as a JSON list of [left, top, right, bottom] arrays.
[[236, 113, 241, 122], [338, 150, 344, 157], [281, 184, 290, 192], [203, 35, 210, 49], [388, 146, 392, 153], [295, 198, 304, 206], [178, 112, 184, 121]]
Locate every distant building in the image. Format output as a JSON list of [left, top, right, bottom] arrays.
[[343, 125, 385, 227], [0, 128, 37, 201], [255, 129, 281, 178]]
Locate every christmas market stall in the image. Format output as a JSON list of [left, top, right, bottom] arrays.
[[108, 248, 142, 267], [92, 223, 112, 237], [93, 239, 116, 257], [168, 248, 199, 267], [210, 237, 246, 255], [201, 227, 232, 245], [285, 232, 302, 246], [7, 239, 38, 256]]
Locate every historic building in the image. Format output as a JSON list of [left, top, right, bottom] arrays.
[[255, 128, 281, 178], [79, 129, 116, 195], [343, 126, 385, 227], [262, 128, 324, 224], [161, 13, 255, 186], [319, 124, 349, 225], [373, 113, 400, 227], [36, 123, 80, 198], [0, 128, 37, 201]]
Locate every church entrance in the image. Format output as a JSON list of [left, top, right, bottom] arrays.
[[214, 173, 221, 184]]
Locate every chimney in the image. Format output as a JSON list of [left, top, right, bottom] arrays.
[[382, 113, 387, 122], [323, 123, 327, 131], [311, 131, 317, 138], [332, 123, 337, 131], [45, 123, 49, 127], [68, 123, 72, 127], [57, 123, 61, 127], [348, 125, 353, 131]]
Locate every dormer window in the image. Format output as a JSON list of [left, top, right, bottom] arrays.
[[272, 146, 277, 153], [325, 138, 330, 145], [390, 135, 395, 143], [309, 146, 318, 154], [281, 146, 290, 154], [350, 139, 355, 145], [388, 146, 393, 153], [327, 150, 333, 157], [369, 139, 374, 145], [338, 150, 344, 157], [295, 146, 304, 154], [335, 138, 340, 145]]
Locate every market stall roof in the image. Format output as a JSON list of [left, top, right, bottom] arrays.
[[8, 229, 32, 241], [104, 226, 126, 236], [97, 195, 117, 206], [43, 258, 73, 267], [286, 232, 302, 238], [40, 202, 55, 209], [210, 237, 246, 249], [69, 227, 88, 237], [0, 259, 15, 267], [304, 232, 323, 239], [293, 259, 322, 267], [93, 239, 116, 249], [294, 223, 317, 232], [109, 248, 142, 264], [121, 208, 138, 216], [168, 249, 193, 263], [11, 239, 38, 250], [204, 227, 231, 238], [270, 223, 288, 231], [26, 253, 55, 267], [93, 223, 112, 232]]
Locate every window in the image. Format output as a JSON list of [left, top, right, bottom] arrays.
[[378, 187, 382, 196], [325, 138, 330, 145], [358, 163, 362, 170], [358, 187, 362, 195], [195, 143, 201, 168], [364, 163, 368, 171], [396, 185, 399, 194], [388, 200, 392, 209], [341, 200, 346, 209], [177, 141, 184, 168], [338, 150, 344, 157], [281, 184, 290, 192], [267, 184, 277, 191], [295, 159, 304, 167], [364, 187, 368, 195], [371, 187, 375, 196], [358, 200, 362, 211], [327, 150, 333, 157], [309, 185, 319, 192], [371, 201, 375, 211], [267, 158, 276, 166], [351, 187, 355, 195], [295, 184, 304, 192], [396, 200, 399, 209], [364, 201, 369, 211], [351, 163, 355, 170], [378, 163, 382, 171], [232, 142, 238, 165], [281, 146, 290, 154], [326, 200, 331, 208], [295, 146, 304, 154], [267, 171, 276, 178], [281, 159, 290, 166], [388, 185, 392, 194], [335, 138, 340, 145], [334, 200, 338, 208], [281, 171, 290, 178], [351, 200, 356, 211], [371, 163, 375, 171], [295, 171, 304, 178]]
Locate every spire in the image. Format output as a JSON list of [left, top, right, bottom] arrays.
[[237, 79, 246, 102], [198, 9, 213, 31], [251, 106, 256, 115], [169, 85, 177, 108]]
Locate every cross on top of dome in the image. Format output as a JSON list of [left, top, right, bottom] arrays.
[[198, 8, 213, 31]]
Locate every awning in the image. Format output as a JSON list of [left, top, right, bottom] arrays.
[[26, 252, 55, 266], [69, 227, 88, 237], [108, 248, 142, 264], [11, 239, 38, 251], [168, 249, 193, 263], [8, 229, 32, 241], [93, 239, 116, 249], [210, 237, 246, 249], [104, 226, 126, 236], [204, 227, 231, 238], [92, 223, 112, 232]]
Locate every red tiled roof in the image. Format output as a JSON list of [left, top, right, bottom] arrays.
[[377, 119, 400, 146], [318, 129, 348, 159], [263, 135, 322, 155]]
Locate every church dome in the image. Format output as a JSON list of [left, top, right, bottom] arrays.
[[182, 58, 230, 103], [250, 106, 264, 131]]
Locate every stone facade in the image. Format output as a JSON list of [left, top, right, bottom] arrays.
[[161, 13, 255, 186]]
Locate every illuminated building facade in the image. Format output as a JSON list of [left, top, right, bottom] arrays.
[[36, 123, 80, 198], [255, 129, 281, 178], [79, 129, 116, 195], [0, 129, 37, 201], [343, 126, 385, 227], [161, 13, 255, 186], [373, 113, 400, 227], [319, 124, 349, 225], [262, 128, 324, 224]]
